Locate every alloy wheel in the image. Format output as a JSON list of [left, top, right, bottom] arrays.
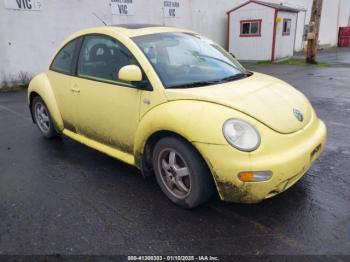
[[34, 102, 51, 134], [157, 148, 191, 199]]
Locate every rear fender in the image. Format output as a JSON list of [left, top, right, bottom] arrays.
[[27, 73, 64, 131]]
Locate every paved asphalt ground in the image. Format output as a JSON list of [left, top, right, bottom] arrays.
[[0, 53, 350, 258]]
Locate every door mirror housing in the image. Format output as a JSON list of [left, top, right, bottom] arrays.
[[118, 65, 143, 82]]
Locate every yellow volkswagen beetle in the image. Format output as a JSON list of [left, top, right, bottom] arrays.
[[28, 25, 326, 208]]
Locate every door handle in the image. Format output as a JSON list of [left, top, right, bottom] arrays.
[[71, 85, 80, 93]]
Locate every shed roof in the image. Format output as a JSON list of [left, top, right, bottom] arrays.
[[227, 0, 301, 14]]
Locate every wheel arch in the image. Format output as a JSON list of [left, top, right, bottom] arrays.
[[28, 91, 40, 123], [138, 130, 189, 171], [27, 73, 64, 131], [137, 129, 219, 201], [135, 129, 213, 181]]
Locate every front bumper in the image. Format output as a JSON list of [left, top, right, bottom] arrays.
[[194, 116, 327, 203]]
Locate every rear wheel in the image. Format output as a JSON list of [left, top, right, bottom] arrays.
[[32, 96, 60, 139], [152, 136, 214, 208]]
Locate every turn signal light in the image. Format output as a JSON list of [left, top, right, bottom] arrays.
[[238, 171, 272, 182]]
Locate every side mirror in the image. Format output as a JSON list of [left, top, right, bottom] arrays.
[[118, 65, 142, 82]]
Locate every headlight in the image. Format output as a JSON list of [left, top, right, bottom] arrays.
[[223, 119, 260, 151]]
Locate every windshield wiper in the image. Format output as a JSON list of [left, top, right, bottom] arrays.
[[167, 80, 221, 89], [167, 72, 252, 89], [216, 72, 252, 83]]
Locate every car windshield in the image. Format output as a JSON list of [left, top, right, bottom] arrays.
[[132, 32, 249, 88]]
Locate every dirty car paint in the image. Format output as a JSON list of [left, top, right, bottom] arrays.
[[27, 26, 327, 203]]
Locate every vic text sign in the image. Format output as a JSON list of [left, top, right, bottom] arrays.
[[111, 0, 134, 16], [5, 0, 42, 10], [164, 1, 180, 18]]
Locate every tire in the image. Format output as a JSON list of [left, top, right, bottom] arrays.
[[32, 96, 60, 139], [152, 136, 214, 209]]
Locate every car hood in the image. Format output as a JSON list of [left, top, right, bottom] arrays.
[[164, 72, 312, 134]]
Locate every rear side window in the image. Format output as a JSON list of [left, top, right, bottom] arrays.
[[50, 40, 78, 75], [77, 35, 138, 86]]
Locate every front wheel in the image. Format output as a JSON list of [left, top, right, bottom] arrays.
[[32, 96, 60, 139], [152, 137, 214, 208]]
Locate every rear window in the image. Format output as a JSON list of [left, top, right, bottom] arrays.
[[50, 40, 78, 75]]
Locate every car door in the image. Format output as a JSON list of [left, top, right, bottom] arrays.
[[72, 34, 144, 154], [48, 37, 82, 132]]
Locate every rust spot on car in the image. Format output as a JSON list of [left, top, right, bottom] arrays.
[[216, 179, 252, 203], [198, 157, 256, 203], [211, 171, 259, 203]]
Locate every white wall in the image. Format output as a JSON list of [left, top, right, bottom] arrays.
[[319, 0, 350, 47], [0, 0, 193, 83], [339, 0, 350, 26], [0, 0, 349, 83], [275, 11, 298, 59], [0, 0, 110, 83], [319, 0, 341, 46], [190, 0, 244, 51], [228, 3, 275, 61], [294, 10, 307, 51]]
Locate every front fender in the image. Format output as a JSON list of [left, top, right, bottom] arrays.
[[27, 73, 64, 131], [133, 100, 259, 166]]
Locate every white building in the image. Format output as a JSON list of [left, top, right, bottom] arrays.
[[227, 1, 300, 61], [0, 0, 349, 84]]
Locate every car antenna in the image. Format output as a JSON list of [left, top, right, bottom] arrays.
[[92, 12, 107, 26]]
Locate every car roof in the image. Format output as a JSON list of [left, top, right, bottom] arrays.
[[110, 24, 195, 37], [56, 24, 196, 52]]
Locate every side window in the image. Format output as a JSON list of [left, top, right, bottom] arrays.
[[50, 39, 78, 75], [77, 35, 138, 85], [240, 20, 262, 37], [282, 19, 292, 36]]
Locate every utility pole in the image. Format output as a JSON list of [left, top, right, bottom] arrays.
[[306, 0, 323, 64]]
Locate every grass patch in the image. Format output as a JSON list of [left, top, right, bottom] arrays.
[[256, 60, 273, 65], [276, 59, 329, 67], [242, 60, 272, 66], [0, 84, 28, 93], [0, 71, 31, 92], [246, 58, 329, 67]]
